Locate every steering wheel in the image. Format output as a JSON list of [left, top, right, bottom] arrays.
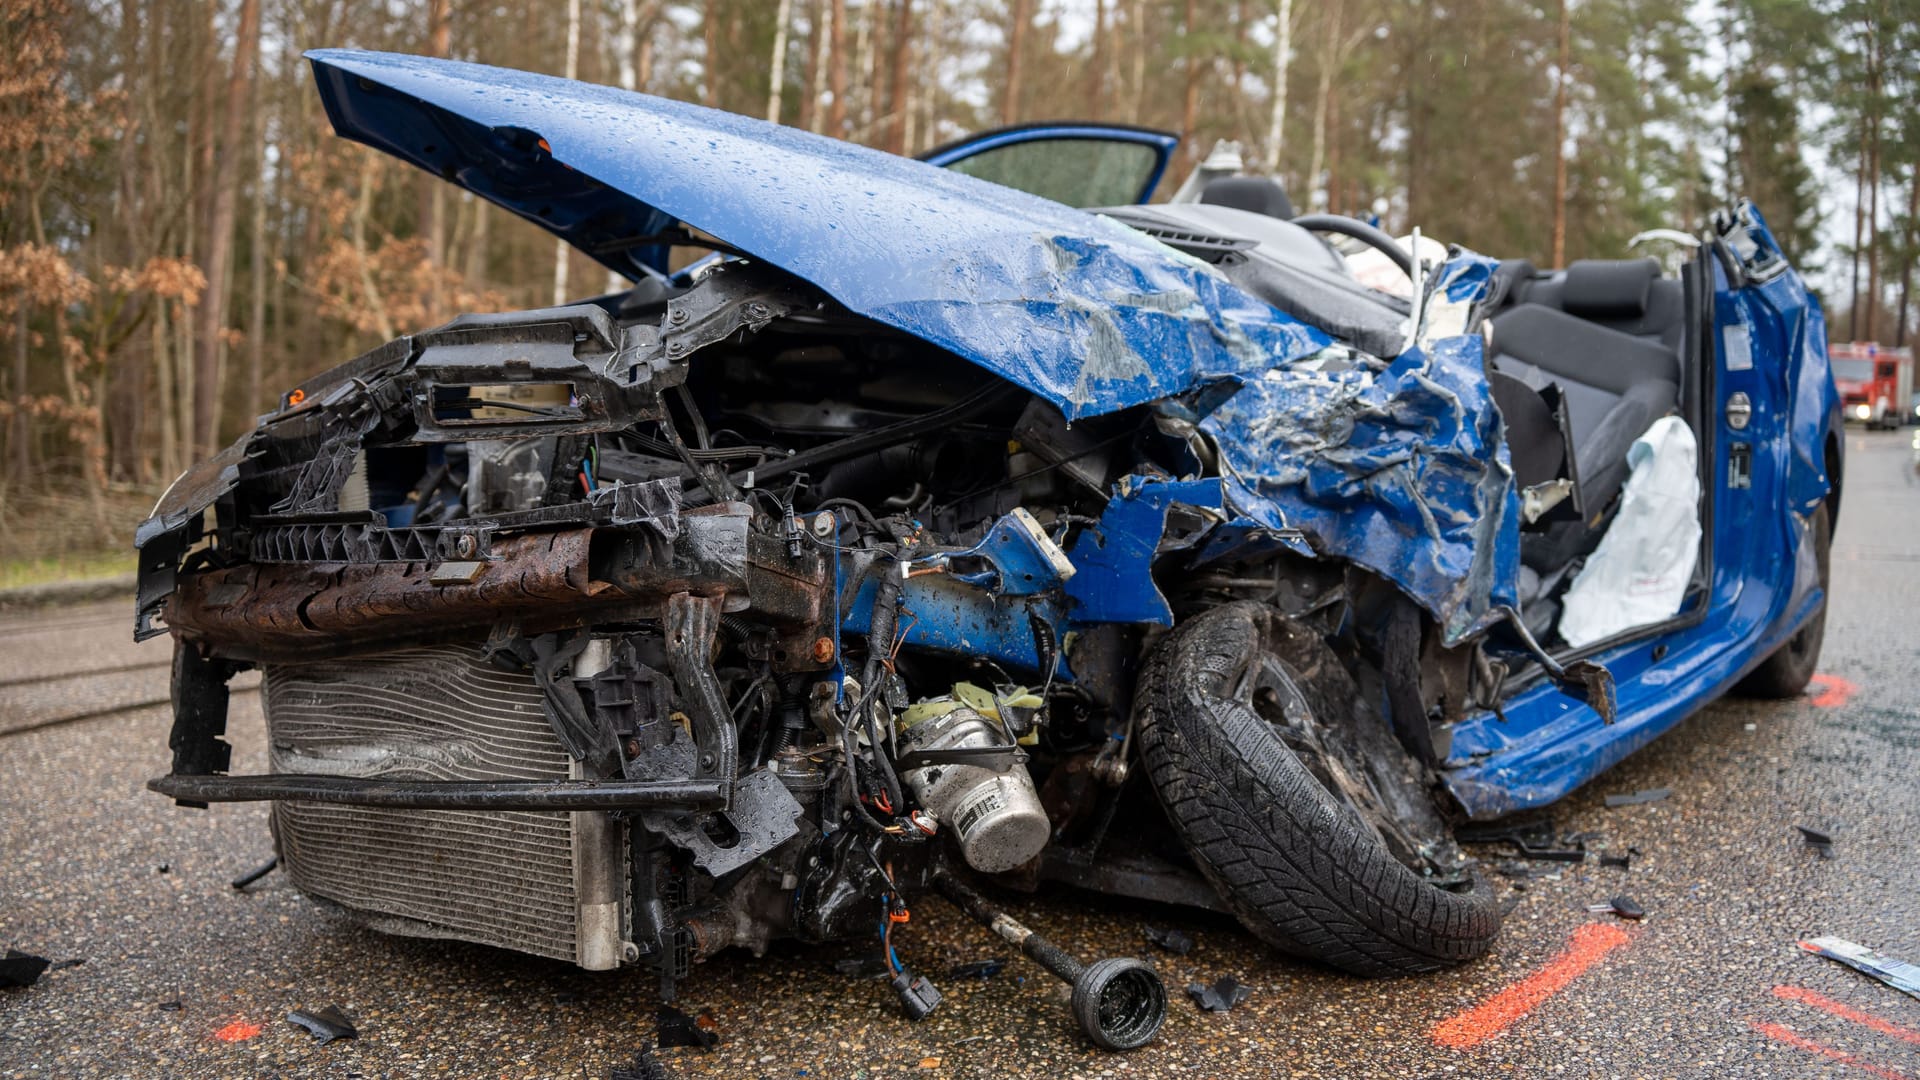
[[1289, 214, 1414, 279]]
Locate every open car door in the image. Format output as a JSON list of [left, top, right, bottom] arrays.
[[918, 123, 1179, 207]]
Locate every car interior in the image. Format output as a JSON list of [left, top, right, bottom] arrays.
[[1101, 173, 1711, 653]]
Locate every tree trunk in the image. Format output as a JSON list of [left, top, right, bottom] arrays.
[[1004, 0, 1030, 125], [1897, 171, 1917, 348], [768, 0, 794, 123], [828, 0, 848, 135], [9, 305, 27, 485], [1550, 0, 1570, 267], [853, 0, 874, 137], [422, 0, 451, 279], [800, 0, 825, 131], [248, 62, 269, 420], [1851, 112, 1866, 340], [1263, 0, 1292, 173], [703, 0, 720, 108], [1306, 3, 1342, 211], [1087, 0, 1106, 118], [1864, 23, 1881, 338], [1129, 0, 1146, 123], [1181, 0, 1199, 157], [193, 0, 260, 457], [885, 0, 912, 153], [553, 0, 582, 307]]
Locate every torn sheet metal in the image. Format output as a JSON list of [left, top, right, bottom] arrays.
[[306, 49, 1329, 420], [1202, 305, 1522, 644], [1799, 937, 1920, 1001]]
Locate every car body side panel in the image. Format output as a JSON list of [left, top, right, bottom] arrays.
[[305, 49, 1327, 421], [1443, 213, 1835, 819]]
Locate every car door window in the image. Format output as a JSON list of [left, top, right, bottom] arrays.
[[941, 137, 1165, 208]]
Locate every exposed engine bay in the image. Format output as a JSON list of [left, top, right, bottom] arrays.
[[137, 254, 1483, 1039]]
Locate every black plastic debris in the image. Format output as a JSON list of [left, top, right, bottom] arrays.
[[286, 1005, 358, 1044], [48, 959, 84, 971], [0, 951, 50, 989], [890, 968, 943, 1021], [656, 1004, 718, 1051], [610, 1045, 669, 1080], [1600, 852, 1632, 870], [1585, 895, 1646, 920], [231, 856, 279, 890], [947, 960, 1005, 980], [1456, 818, 1555, 847], [1185, 976, 1251, 1012], [1143, 926, 1195, 956], [832, 953, 891, 978], [157, 1000, 183, 1012], [1604, 787, 1672, 808], [1795, 825, 1834, 859], [155, 864, 170, 875]]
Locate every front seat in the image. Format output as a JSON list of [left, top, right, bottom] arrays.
[[1489, 303, 1681, 569], [1200, 175, 1296, 220]]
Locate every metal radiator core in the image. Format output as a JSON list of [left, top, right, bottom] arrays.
[[264, 644, 625, 968]]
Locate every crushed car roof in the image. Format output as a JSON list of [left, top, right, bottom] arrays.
[[307, 49, 1328, 419]]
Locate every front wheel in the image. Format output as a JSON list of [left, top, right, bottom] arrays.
[[1736, 502, 1831, 698], [1134, 603, 1500, 976]]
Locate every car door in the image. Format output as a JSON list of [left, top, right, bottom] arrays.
[[918, 123, 1179, 208]]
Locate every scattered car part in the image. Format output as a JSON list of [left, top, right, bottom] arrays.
[[947, 960, 1005, 980], [610, 1046, 669, 1080], [285, 1005, 358, 1044], [655, 1004, 719, 1050], [1795, 826, 1835, 859], [1604, 787, 1672, 808], [0, 950, 51, 989], [933, 872, 1166, 1051], [230, 856, 279, 890], [1185, 976, 1252, 1013], [1142, 926, 1195, 956], [1585, 896, 1645, 920], [1798, 937, 1920, 1001], [890, 967, 944, 1021]]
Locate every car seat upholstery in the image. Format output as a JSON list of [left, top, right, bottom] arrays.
[[1489, 302, 1681, 571]]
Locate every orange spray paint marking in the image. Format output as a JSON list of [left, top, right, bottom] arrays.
[[1774, 985, 1920, 1047], [1809, 674, 1858, 708], [1429, 922, 1631, 1050], [1750, 1020, 1913, 1080], [213, 1020, 262, 1042]]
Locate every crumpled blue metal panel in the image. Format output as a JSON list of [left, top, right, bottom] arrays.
[[1200, 313, 1522, 644], [1065, 477, 1224, 625], [305, 49, 1327, 420]]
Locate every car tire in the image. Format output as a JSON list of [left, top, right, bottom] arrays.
[[1736, 502, 1832, 698], [1134, 602, 1501, 976]]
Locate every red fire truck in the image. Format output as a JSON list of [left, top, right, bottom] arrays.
[[1829, 342, 1914, 428]]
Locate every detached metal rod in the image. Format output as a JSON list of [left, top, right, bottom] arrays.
[[933, 872, 1084, 984], [148, 773, 728, 811]]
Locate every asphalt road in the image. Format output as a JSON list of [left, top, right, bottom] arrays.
[[3, 430, 1918, 1079]]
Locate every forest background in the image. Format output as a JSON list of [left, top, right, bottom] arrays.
[[1, 0, 1912, 578]]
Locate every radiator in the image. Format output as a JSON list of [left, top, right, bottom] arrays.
[[263, 644, 625, 968]]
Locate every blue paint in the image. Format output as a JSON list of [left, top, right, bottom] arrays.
[[305, 50, 1326, 421], [1066, 477, 1226, 625], [1202, 315, 1522, 645]]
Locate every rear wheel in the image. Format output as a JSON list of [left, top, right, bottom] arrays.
[[1134, 603, 1500, 975], [1736, 502, 1831, 698]]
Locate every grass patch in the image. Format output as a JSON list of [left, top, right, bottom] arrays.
[[0, 550, 137, 590]]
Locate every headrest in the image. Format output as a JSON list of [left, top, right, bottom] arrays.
[[1199, 176, 1296, 221], [1561, 258, 1659, 319]]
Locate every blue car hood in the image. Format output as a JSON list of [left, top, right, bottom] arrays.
[[307, 49, 1327, 419]]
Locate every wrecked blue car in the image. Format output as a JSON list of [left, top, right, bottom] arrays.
[[136, 50, 1841, 1050]]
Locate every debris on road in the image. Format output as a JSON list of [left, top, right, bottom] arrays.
[[1143, 925, 1195, 956], [1584, 895, 1646, 920], [286, 1005, 359, 1044], [1798, 937, 1920, 1001], [1795, 826, 1835, 859], [947, 960, 1005, 980], [1604, 787, 1672, 807], [833, 953, 891, 978], [610, 1045, 668, 1080], [48, 959, 84, 971], [213, 1019, 262, 1042], [1600, 852, 1633, 869], [1456, 817, 1588, 862], [1186, 976, 1251, 1012], [231, 856, 280, 890], [0, 950, 51, 988], [158, 1000, 183, 1012], [656, 1004, 719, 1050]]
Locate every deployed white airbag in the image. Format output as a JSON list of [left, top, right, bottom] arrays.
[[1557, 416, 1701, 648]]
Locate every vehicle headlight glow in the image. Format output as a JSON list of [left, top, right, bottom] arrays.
[[1854, 403, 1873, 420]]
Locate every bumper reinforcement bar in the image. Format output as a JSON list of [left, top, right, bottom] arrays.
[[148, 773, 728, 811]]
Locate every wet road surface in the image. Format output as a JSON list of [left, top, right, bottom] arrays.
[[2, 430, 1917, 1078]]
